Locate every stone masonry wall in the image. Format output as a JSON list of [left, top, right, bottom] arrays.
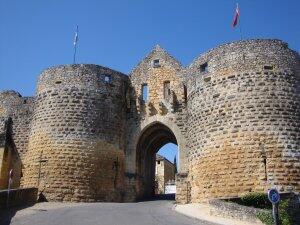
[[0, 91, 34, 160], [186, 39, 300, 202], [0, 117, 22, 189], [1, 38, 299, 204], [163, 158, 175, 184], [22, 64, 128, 202], [175, 172, 190, 204], [0, 118, 7, 147], [126, 45, 188, 200], [129, 45, 188, 167], [155, 155, 175, 194], [0, 118, 8, 188], [155, 157, 165, 194]]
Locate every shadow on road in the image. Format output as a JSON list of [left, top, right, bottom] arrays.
[[0, 194, 175, 224], [0, 204, 34, 225], [138, 194, 175, 202]]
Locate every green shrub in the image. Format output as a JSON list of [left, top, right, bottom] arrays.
[[237, 193, 293, 225], [257, 211, 273, 225], [256, 199, 292, 225], [240, 192, 271, 209], [278, 200, 292, 225]]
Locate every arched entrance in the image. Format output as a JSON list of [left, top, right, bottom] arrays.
[[136, 122, 177, 199]]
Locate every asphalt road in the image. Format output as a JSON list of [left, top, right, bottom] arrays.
[[1, 199, 216, 225]]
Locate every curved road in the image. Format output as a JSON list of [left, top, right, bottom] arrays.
[[1, 200, 215, 225]]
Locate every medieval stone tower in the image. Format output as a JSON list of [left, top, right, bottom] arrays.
[[21, 65, 128, 201], [0, 39, 299, 203], [186, 39, 300, 202]]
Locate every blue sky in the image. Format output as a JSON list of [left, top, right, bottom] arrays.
[[1, 0, 299, 164]]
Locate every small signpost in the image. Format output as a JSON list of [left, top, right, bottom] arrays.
[[7, 169, 13, 208], [268, 188, 280, 225]]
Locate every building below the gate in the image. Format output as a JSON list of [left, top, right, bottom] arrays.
[[155, 154, 176, 194], [0, 39, 299, 203]]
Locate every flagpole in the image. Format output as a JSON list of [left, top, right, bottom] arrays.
[[232, 3, 242, 40], [238, 3, 243, 40], [73, 25, 78, 64], [239, 22, 243, 40], [73, 43, 77, 64]]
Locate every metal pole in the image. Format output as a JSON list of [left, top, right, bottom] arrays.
[[37, 151, 43, 187], [113, 157, 119, 189], [272, 203, 280, 225], [239, 24, 243, 40], [6, 177, 12, 208], [73, 43, 77, 64], [238, 3, 243, 40], [268, 188, 280, 225], [186, 182, 189, 204], [6, 169, 13, 208]]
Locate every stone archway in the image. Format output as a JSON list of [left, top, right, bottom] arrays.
[[135, 121, 178, 199]]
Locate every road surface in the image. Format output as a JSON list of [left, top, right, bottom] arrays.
[[1, 199, 216, 225]]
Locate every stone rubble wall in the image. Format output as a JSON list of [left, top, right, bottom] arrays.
[[0, 117, 7, 146], [0, 91, 34, 160], [0, 39, 299, 203], [175, 172, 190, 204], [0, 117, 22, 189], [155, 157, 175, 194], [22, 64, 128, 202], [186, 39, 300, 202], [127, 45, 188, 200]]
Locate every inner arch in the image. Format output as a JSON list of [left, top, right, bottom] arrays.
[[136, 122, 177, 199]]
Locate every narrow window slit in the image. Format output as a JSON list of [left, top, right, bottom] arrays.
[[104, 75, 112, 83], [164, 81, 171, 100], [260, 143, 267, 181], [264, 65, 273, 70], [152, 59, 161, 68], [200, 62, 208, 73], [142, 84, 149, 102], [183, 85, 187, 102]]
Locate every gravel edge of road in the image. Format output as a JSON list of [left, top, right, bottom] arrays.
[[173, 203, 263, 225]]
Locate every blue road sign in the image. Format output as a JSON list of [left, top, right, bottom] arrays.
[[268, 188, 280, 204]]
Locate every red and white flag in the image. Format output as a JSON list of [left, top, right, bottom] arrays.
[[232, 4, 240, 27]]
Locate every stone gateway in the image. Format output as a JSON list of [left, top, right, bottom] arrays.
[[0, 39, 299, 203]]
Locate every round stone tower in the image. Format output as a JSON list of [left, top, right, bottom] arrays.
[[22, 64, 128, 202], [186, 39, 300, 201]]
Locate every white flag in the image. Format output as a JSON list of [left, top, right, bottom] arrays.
[[74, 25, 78, 46]]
